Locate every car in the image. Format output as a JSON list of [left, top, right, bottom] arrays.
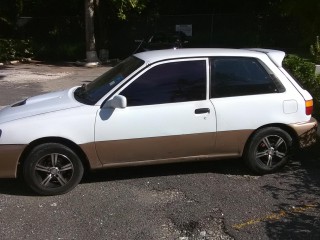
[[134, 31, 189, 53], [0, 48, 317, 195]]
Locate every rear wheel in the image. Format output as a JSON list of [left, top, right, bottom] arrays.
[[244, 127, 293, 174], [23, 143, 84, 195]]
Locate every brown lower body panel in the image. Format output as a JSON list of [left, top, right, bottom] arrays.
[[95, 133, 216, 165], [79, 142, 103, 169], [94, 130, 253, 168], [0, 144, 26, 178], [215, 130, 253, 155]]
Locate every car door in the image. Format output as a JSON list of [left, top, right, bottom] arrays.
[[209, 57, 288, 156], [94, 58, 217, 165]]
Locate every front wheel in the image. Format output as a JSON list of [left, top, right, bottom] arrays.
[[23, 143, 84, 195], [244, 127, 293, 174]]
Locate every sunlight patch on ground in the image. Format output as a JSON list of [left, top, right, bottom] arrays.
[[0, 70, 71, 83]]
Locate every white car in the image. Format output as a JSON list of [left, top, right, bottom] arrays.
[[0, 48, 317, 195]]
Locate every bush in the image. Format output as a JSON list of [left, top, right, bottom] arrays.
[[283, 54, 318, 93], [283, 54, 320, 119], [0, 39, 33, 61], [310, 36, 320, 64], [34, 41, 85, 61]]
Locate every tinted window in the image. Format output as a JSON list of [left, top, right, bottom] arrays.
[[121, 60, 206, 106], [211, 57, 283, 98]]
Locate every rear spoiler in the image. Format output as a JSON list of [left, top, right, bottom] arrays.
[[245, 48, 285, 67]]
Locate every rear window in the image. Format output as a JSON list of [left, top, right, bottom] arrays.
[[282, 66, 305, 89], [211, 57, 285, 98]]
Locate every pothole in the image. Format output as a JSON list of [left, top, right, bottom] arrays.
[[133, 188, 189, 205], [169, 216, 234, 240]]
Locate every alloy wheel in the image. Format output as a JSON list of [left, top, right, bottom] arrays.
[[255, 135, 288, 168], [34, 153, 74, 188]]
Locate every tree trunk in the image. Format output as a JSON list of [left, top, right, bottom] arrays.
[[85, 0, 99, 62], [96, 0, 109, 61]]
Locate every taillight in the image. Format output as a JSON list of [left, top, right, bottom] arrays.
[[305, 100, 313, 115]]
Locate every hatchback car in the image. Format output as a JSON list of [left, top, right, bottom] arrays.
[[0, 48, 317, 195]]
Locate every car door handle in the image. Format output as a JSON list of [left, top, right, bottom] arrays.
[[195, 108, 210, 114]]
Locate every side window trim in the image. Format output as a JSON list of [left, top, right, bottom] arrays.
[[206, 58, 210, 100]]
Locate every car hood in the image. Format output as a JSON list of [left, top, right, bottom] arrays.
[[0, 87, 83, 124]]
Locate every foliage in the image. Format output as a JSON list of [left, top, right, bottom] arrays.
[[310, 36, 320, 64], [0, 39, 33, 61], [315, 74, 320, 119], [34, 42, 85, 61], [111, 0, 147, 20], [283, 54, 316, 87]]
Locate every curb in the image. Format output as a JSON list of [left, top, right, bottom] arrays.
[[75, 61, 100, 67], [0, 58, 32, 66]]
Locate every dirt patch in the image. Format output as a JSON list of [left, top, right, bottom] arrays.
[[0, 70, 72, 84]]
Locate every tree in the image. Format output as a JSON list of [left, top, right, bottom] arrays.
[[84, 0, 147, 62], [85, 0, 99, 62]]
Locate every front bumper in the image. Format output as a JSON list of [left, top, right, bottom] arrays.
[[0, 144, 25, 178], [289, 117, 318, 148]]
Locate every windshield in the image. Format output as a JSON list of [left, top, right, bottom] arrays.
[[74, 56, 144, 104]]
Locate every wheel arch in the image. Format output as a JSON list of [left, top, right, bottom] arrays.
[[243, 123, 299, 155], [17, 137, 91, 178]]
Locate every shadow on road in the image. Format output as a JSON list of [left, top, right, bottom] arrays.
[[263, 145, 320, 239], [81, 157, 251, 184], [0, 157, 250, 196], [0, 178, 35, 196]]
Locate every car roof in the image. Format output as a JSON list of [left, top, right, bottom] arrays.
[[134, 48, 285, 67]]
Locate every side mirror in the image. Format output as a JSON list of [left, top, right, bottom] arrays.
[[103, 95, 127, 109]]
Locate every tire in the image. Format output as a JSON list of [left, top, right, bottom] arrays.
[[244, 127, 293, 174], [23, 143, 84, 196]]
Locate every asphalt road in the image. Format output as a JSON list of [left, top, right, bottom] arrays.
[[0, 62, 320, 240]]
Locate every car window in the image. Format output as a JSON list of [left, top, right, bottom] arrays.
[[210, 57, 284, 98], [74, 56, 144, 105], [120, 60, 206, 106]]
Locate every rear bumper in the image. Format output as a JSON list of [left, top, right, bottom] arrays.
[[0, 145, 25, 178], [289, 117, 318, 148]]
